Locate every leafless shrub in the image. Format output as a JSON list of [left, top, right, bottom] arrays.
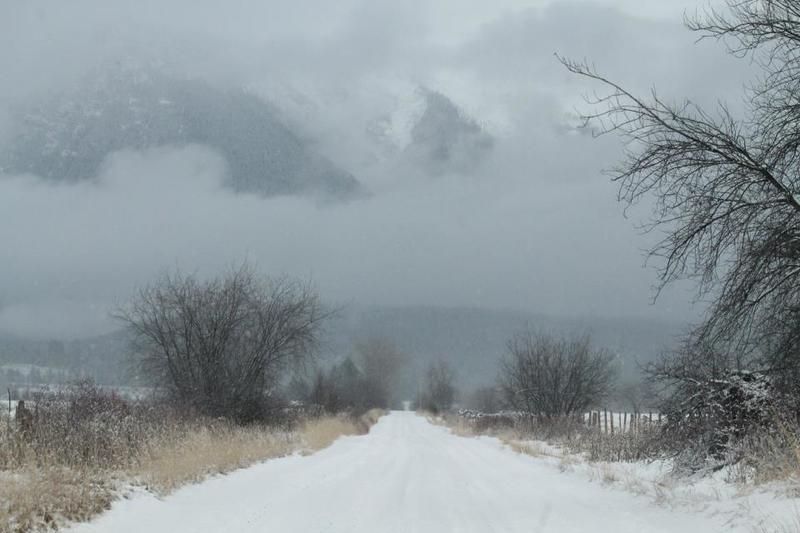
[[117, 264, 326, 423], [500, 332, 617, 418], [0, 380, 165, 471], [416, 359, 456, 414], [650, 345, 784, 471]]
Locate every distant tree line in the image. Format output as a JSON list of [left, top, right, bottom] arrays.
[[118, 265, 418, 423], [116, 265, 620, 428], [302, 339, 407, 414]]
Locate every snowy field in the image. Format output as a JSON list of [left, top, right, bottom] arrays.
[[62, 411, 798, 533]]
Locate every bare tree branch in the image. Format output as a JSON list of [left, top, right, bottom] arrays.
[[558, 4, 800, 362]]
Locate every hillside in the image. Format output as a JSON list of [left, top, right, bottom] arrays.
[[0, 64, 364, 199]]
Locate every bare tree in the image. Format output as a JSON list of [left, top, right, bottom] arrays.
[[309, 371, 338, 414], [355, 338, 406, 409], [117, 264, 325, 422], [467, 386, 501, 413], [559, 1, 800, 382], [328, 357, 367, 411], [500, 332, 616, 417], [417, 359, 456, 413], [305, 340, 406, 415]]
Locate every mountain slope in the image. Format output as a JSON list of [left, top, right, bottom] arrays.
[[1, 65, 364, 198], [403, 89, 494, 175], [256, 81, 495, 180]]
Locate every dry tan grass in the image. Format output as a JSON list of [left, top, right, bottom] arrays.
[[298, 411, 377, 453], [0, 410, 385, 533], [135, 424, 300, 493], [729, 421, 800, 486], [593, 464, 620, 485], [299, 416, 357, 452], [505, 439, 558, 459], [0, 468, 116, 533], [358, 409, 385, 431]]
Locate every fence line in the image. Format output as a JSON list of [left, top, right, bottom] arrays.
[[457, 409, 664, 435]]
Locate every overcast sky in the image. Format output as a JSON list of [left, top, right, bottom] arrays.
[[0, 0, 749, 338]]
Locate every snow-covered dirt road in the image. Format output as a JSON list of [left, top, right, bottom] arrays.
[[67, 411, 739, 533]]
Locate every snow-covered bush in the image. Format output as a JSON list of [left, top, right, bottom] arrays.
[[661, 370, 780, 471]]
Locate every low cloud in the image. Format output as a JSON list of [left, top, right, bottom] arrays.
[[0, 137, 691, 338], [0, 0, 739, 338]]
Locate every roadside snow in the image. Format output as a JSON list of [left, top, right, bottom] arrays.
[[505, 437, 800, 532], [64, 412, 798, 532]]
